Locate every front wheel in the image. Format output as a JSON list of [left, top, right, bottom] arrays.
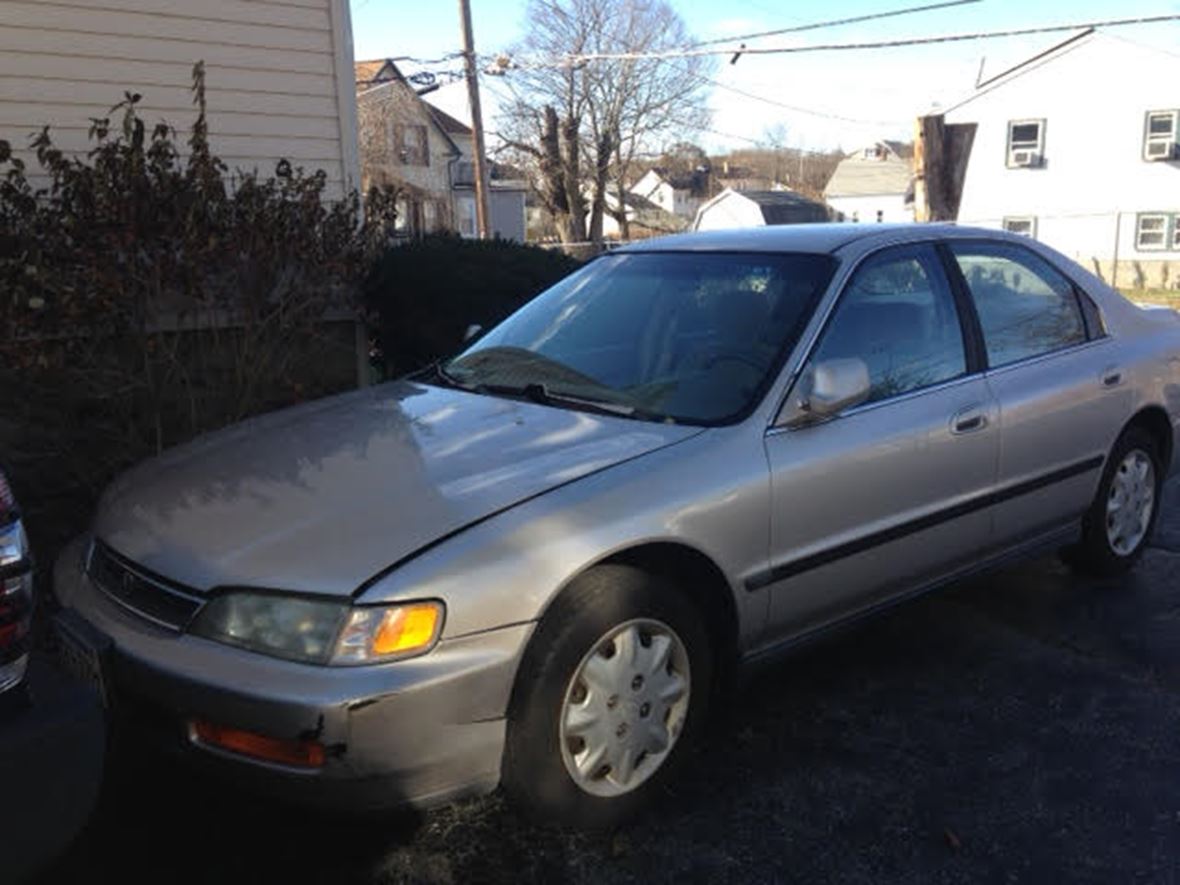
[[502, 565, 712, 828], [1070, 427, 1163, 576]]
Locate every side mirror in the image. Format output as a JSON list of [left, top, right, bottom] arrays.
[[781, 358, 871, 428], [463, 323, 484, 344]]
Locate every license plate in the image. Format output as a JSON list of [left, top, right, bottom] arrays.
[[53, 612, 110, 707]]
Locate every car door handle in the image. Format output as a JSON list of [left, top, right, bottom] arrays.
[[950, 406, 989, 435], [1100, 366, 1123, 388]]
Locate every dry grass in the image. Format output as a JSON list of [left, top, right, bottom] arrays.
[[1121, 288, 1180, 308]]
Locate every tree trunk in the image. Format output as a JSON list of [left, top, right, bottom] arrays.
[[610, 142, 631, 240], [587, 131, 612, 244], [561, 114, 587, 243], [538, 106, 568, 231]]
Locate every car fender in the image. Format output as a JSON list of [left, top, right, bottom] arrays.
[[355, 426, 773, 650]]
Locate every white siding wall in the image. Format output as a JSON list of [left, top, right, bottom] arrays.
[[827, 194, 912, 224], [693, 191, 765, 230], [944, 35, 1180, 266], [0, 0, 359, 199]]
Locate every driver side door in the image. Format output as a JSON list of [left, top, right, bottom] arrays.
[[757, 243, 1000, 645]]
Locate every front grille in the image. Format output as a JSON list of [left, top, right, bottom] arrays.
[[88, 541, 204, 630]]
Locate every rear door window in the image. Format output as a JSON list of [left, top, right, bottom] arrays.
[[949, 243, 1086, 368]]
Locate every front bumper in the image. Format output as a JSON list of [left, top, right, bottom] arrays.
[[53, 537, 533, 811]]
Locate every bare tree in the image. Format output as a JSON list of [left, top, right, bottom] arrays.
[[497, 0, 712, 244]]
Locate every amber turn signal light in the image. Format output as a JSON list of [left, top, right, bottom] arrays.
[[190, 719, 326, 768], [371, 603, 442, 657]]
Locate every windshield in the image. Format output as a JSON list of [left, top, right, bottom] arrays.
[[442, 251, 836, 425]]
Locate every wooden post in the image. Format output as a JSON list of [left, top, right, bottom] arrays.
[[458, 0, 492, 239], [912, 115, 929, 222]]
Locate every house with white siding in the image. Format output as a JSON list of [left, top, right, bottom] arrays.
[[629, 168, 709, 225], [824, 141, 913, 224], [919, 30, 1180, 289], [0, 0, 360, 200], [356, 58, 526, 241], [693, 188, 830, 231]]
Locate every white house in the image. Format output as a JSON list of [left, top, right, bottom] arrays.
[[356, 60, 526, 241], [824, 141, 913, 224], [0, 0, 360, 200], [596, 189, 686, 240], [925, 30, 1180, 289], [630, 168, 708, 224], [693, 188, 829, 231], [428, 105, 527, 242]]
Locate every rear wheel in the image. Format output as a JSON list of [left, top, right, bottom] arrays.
[[1070, 427, 1162, 576], [502, 564, 712, 828]]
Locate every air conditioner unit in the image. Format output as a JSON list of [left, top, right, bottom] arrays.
[[1009, 149, 1041, 167], [1144, 139, 1178, 161]]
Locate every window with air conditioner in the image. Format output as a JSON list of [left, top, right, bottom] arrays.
[[1144, 110, 1178, 161], [1006, 119, 1045, 168], [1135, 213, 1169, 251], [1003, 216, 1036, 238]]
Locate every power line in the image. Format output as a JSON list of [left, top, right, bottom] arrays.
[[504, 13, 1180, 64], [688, 0, 981, 49], [667, 118, 842, 155], [695, 71, 907, 126]]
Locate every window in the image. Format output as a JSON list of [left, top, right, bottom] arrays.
[[394, 123, 429, 166], [1002, 217, 1036, 237], [393, 196, 412, 234], [1136, 213, 1169, 250], [1144, 110, 1178, 161], [810, 246, 966, 404], [1135, 213, 1180, 251], [456, 195, 476, 238], [1006, 119, 1045, 168], [447, 252, 836, 425], [423, 200, 438, 233], [950, 243, 1086, 367], [875, 210, 884, 223]]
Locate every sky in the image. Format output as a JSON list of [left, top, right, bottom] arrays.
[[349, 0, 1180, 153]]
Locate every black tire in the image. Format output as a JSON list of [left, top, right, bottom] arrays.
[[502, 564, 712, 828], [1069, 426, 1163, 577]]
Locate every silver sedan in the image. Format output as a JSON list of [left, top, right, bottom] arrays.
[[53, 224, 1180, 826]]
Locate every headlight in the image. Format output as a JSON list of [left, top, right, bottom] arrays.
[[189, 592, 444, 666]]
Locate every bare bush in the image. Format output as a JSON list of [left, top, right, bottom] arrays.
[[0, 63, 397, 553]]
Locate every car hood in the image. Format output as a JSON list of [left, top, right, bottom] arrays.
[[94, 381, 701, 596]]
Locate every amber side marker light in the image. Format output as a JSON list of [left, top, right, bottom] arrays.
[[190, 719, 326, 769], [371, 602, 442, 657]]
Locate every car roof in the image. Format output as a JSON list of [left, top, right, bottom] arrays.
[[614, 223, 989, 255]]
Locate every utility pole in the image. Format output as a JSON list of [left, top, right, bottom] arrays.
[[458, 0, 491, 239]]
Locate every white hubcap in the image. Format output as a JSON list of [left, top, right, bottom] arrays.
[[1106, 449, 1155, 556], [559, 619, 691, 798]]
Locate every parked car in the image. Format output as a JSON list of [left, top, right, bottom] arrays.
[[53, 225, 1180, 827], [0, 468, 105, 881], [0, 467, 33, 694]]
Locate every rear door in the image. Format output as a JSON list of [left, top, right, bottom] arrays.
[[759, 243, 999, 643], [945, 241, 1129, 547]]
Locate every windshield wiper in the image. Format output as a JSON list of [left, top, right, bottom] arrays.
[[425, 365, 669, 422], [417, 360, 478, 391], [481, 382, 645, 418]]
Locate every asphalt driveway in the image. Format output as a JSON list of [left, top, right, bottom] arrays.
[[37, 480, 1180, 884]]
